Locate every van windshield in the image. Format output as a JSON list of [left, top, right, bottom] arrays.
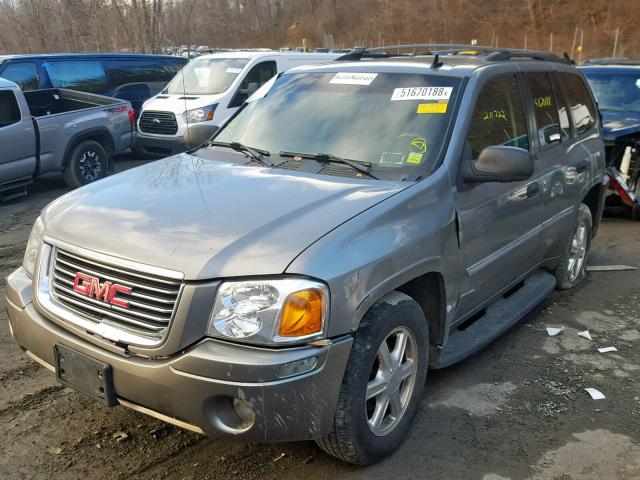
[[214, 71, 461, 177], [165, 58, 248, 95]]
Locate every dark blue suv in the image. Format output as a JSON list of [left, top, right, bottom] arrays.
[[580, 59, 640, 219], [0, 53, 187, 116]]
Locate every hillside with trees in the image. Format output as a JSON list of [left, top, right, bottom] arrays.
[[0, 0, 637, 61]]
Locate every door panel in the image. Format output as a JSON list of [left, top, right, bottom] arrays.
[[454, 75, 543, 317], [0, 89, 36, 185], [536, 73, 599, 258]]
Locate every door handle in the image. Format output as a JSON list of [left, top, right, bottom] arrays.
[[527, 182, 541, 198], [576, 160, 588, 173]]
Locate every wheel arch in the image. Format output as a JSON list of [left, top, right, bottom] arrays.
[[62, 127, 115, 168], [582, 178, 607, 238], [356, 270, 447, 349]]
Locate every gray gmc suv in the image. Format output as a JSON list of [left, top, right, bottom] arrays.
[[5, 48, 606, 464]]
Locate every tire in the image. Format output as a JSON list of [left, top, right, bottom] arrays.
[[62, 140, 109, 188], [316, 291, 429, 465], [555, 203, 592, 290]]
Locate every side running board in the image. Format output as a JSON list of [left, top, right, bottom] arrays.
[[433, 270, 556, 369]]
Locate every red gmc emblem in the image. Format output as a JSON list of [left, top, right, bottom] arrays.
[[73, 272, 132, 308]]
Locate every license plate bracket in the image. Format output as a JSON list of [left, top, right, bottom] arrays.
[[54, 344, 117, 406]]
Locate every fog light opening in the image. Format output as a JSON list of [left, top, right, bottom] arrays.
[[277, 356, 318, 379], [210, 396, 256, 434]]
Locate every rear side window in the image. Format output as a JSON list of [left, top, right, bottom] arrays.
[[467, 75, 529, 157], [44, 60, 108, 93], [0, 90, 21, 128], [1, 62, 39, 91], [106, 60, 183, 87], [559, 73, 597, 135], [526, 72, 562, 150], [106, 59, 185, 102]]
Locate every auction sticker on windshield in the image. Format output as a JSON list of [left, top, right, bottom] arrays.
[[330, 72, 378, 85], [391, 86, 452, 101], [417, 103, 448, 114]]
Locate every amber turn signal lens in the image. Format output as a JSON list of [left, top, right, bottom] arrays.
[[278, 288, 324, 337]]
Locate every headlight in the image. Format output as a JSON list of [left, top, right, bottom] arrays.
[[184, 103, 217, 123], [208, 278, 329, 345], [23, 216, 45, 276]]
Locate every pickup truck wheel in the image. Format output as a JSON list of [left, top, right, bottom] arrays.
[[316, 291, 428, 465], [63, 140, 108, 188], [555, 203, 592, 290]]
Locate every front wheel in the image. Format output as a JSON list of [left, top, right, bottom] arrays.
[[555, 203, 592, 289], [316, 291, 428, 465], [62, 140, 109, 188]]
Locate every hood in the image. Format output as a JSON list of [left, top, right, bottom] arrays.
[[601, 110, 640, 143], [142, 92, 225, 115], [43, 154, 406, 280]]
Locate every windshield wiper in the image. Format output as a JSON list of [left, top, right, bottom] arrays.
[[208, 141, 273, 167], [279, 151, 378, 179]]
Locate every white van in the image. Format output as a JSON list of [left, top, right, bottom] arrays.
[[135, 51, 341, 157]]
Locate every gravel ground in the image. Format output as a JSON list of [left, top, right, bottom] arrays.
[[1, 160, 639, 479]]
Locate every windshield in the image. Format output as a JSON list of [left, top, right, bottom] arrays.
[[165, 58, 248, 95], [582, 70, 640, 113], [214, 71, 461, 177]]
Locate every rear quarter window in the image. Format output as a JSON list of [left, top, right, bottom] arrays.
[[558, 73, 597, 136]]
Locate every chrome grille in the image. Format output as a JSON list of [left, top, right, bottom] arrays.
[[139, 111, 178, 135], [49, 247, 182, 341]]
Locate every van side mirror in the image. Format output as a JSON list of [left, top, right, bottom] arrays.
[[462, 146, 534, 183]]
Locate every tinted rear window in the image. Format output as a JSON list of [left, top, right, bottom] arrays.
[[1, 62, 39, 91], [526, 72, 562, 149], [559, 73, 597, 136], [44, 60, 108, 93], [106, 59, 183, 86]]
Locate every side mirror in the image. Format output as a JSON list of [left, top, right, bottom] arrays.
[[462, 146, 534, 183]]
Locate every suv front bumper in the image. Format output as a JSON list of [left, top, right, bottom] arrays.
[[5, 267, 352, 442]]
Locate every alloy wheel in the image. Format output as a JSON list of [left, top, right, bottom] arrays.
[[366, 326, 418, 437], [567, 221, 588, 281], [78, 150, 102, 181]]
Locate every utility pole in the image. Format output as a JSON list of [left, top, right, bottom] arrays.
[[578, 28, 584, 64], [613, 27, 620, 57], [549, 32, 553, 53], [524, 33, 528, 50], [571, 26, 578, 58]]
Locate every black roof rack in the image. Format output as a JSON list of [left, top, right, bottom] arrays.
[[336, 44, 571, 65], [581, 57, 640, 66]]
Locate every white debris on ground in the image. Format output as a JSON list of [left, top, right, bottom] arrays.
[[597, 346, 618, 353], [584, 388, 606, 400], [577, 330, 592, 340], [546, 326, 564, 336], [586, 265, 637, 271]]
